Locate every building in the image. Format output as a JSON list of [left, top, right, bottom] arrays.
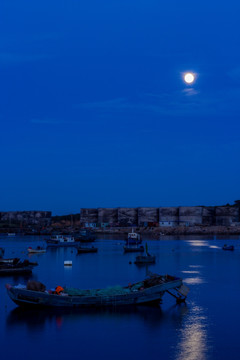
[[0, 211, 52, 227], [80, 203, 240, 228]]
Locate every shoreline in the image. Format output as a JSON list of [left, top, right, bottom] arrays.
[[92, 226, 240, 236]]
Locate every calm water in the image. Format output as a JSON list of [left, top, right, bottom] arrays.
[[0, 234, 240, 360]]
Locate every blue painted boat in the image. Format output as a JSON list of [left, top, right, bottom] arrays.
[[6, 274, 188, 308], [126, 230, 142, 245]]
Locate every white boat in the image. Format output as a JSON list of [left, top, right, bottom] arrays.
[[8, 233, 16, 237], [46, 235, 78, 247], [28, 246, 46, 254]]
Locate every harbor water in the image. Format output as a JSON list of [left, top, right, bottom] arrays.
[[0, 234, 240, 360]]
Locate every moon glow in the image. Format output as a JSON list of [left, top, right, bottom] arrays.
[[184, 73, 195, 84]]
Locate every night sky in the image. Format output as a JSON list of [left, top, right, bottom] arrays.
[[1, 1, 240, 214]]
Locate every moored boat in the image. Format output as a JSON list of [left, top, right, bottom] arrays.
[[0, 247, 5, 258], [46, 235, 78, 247], [222, 244, 234, 251], [134, 254, 156, 264], [127, 230, 142, 245], [77, 246, 98, 254], [28, 246, 46, 254], [0, 260, 35, 276], [0, 257, 20, 265], [6, 273, 189, 308]]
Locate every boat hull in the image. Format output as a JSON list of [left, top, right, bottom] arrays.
[[6, 277, 183, 308], [135, 255, 156, 264], [77, 247, 98, 253], [0, 267, 33, 276]]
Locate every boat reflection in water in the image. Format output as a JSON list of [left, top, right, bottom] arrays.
[[6, 303, 188, 333]]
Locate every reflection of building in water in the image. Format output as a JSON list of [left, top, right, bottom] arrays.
[[175, 304, 209, 360]]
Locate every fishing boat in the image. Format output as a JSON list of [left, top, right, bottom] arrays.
[[123, 245, 144, 253], [0, 247, 5, 258], [0, 257, 20, 265], [77, 246, 98, 254], [6, 273, 189, 308], [134, 254, 156, 264], [222, 244, 234, 251], [0, 260, 34, 276], [28, 246, 46, 254], [0, 258, 38, 266], [46, 235, 78, 248], [127, 229, 141, 245]]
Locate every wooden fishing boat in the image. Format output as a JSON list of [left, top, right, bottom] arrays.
[[134, 254, 156, 264], [77, 246, 98, 254], [28, 246, 46, 254], [123, 245, 144, 253], [222, 244, 234, 251], [6, 273, 189, 308]]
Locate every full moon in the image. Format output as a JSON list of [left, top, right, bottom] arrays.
[[184, 73, 195, 84]]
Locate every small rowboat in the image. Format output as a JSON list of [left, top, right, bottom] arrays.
[[28, 247, 46, 254], [222, 244, 234, 251], [134, 254, 156, 264], [6, 273, 189, 308], [0, 248, 5, 258]]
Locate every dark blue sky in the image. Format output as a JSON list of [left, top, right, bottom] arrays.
[[1, 0, 240, 214]]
